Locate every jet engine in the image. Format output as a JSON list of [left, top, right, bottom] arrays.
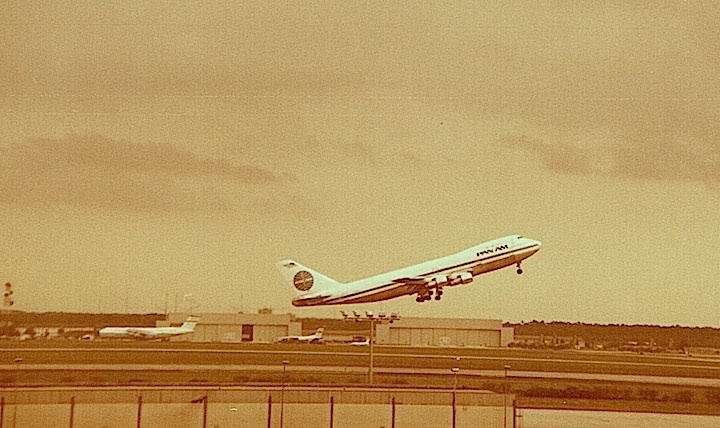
[[449, 272, 473, 286], [426, 275, 448, 288]]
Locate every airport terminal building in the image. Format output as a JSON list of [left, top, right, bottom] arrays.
[[165, 313, 512, 347]]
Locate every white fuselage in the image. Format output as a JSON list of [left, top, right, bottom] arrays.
[[98, 326, 193, 340], [292, 235, 541, 306], [274, 329, 324, 343]]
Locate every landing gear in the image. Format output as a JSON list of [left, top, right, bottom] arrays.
[[416, 287, 445, 303], [516, 262, 523, 275], [416, 290, 436, 303]]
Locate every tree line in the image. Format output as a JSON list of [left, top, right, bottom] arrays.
[[508, 320, 720, 349]]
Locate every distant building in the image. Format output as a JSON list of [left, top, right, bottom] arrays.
[[376, 318, 512, 347], [164, 312, 298, 343], [511, 334, 585, 349], [164, 314, 512, 347]]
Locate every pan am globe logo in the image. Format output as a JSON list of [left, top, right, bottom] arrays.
[[293, 271, 314, 292]]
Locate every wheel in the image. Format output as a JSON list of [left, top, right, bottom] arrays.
[[434, 294, 441, 300], [516, 268, 523, 275]]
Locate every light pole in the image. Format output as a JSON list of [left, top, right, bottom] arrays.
[[12, 357, 22, 428], [503, 365, 510, 427], [14, 357, 22, 383], [369, 317, 375, 385], [451, 367, 459, 428], [280, 360, 289, 428], [341, 311, 399, 385]]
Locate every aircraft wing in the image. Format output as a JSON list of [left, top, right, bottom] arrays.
[[392, 277, 429, 286], [393, 270, 474, 288]]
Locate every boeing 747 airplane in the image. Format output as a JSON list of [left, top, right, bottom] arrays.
[[98, 315, 200, 340], [277, 235, 541, 306]]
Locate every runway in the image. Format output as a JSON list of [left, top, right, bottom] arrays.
[[2, 344, 720, 387]]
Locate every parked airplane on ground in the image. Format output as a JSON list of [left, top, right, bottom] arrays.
[[277, 234, 541, 306], [98, 315, 200, 340], [274, 328, 324, 344]]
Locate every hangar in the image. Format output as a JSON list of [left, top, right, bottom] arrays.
[[163, 312, 300, 343], [165, 312, 512, 347], [375, 318, 513, 347]]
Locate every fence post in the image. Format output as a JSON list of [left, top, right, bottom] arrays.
[[391, 397, 395, 428], [69, 396, 75, 428], [1, 396, 4, 428], [136, 395, 142, 428], [203, 397, 208, 428], [329, 396, 334, 428], [452, 389, 456, 428], [191, 396, 208, 428], [267, 395, 272, 428]]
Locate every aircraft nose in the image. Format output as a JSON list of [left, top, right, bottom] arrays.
[[522, 237, 541, 249]]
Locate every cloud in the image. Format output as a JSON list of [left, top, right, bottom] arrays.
[[0, 135, 281, 212], [506, 135, 720, 185]]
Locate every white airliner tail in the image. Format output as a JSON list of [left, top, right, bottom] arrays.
[[180, 315, 200, 331], [276, 260, 342, 295]]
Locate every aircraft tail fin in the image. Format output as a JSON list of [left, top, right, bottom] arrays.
[[276, 260, 342, 295], [181, 315, 200, 331]]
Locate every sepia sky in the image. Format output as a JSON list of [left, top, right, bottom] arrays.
[[2, 2, 719, 326]]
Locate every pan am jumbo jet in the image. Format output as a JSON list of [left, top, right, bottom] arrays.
[[277, 235, 541, 307]]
